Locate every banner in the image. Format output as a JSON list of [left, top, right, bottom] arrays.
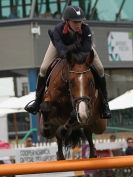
[[15, 146, 57, 163], [108, 32, 133, 61]]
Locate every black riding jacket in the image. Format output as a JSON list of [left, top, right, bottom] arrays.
[[48, 22, 92, 58]]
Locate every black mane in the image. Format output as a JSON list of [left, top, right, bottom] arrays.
[[66, 51, 90, 64]]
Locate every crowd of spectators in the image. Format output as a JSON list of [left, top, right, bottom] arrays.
[[39, 10, 62, 20], [0, 5, 98, 21], [109, 134, 133, 156]]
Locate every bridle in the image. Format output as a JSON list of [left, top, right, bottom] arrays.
[[66, 66, 94, 123], [69, 69, 91, 74]]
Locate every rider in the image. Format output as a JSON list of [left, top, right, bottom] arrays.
[[25, 5, 111, 119]]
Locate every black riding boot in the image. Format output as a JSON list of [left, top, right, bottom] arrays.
[[24, 75, 47, 115], [99, 76, 111, 119]]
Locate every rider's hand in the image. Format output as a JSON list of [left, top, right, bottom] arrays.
[[67, 44, 77, 52], [75, 37, 81, 50], [67, 40, 81, 52]]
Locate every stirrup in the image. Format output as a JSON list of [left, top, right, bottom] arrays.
[[24, 100, 38, 115], [101, 106, 111, 119], [102, 112, 111, 119]]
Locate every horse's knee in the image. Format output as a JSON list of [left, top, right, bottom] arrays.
[[40, 101, 51, 113], [92, 119, 107, 134], [94, 127, 105, 134]]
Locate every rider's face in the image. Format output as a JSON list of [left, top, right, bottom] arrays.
[[68, 20, 82, 32]]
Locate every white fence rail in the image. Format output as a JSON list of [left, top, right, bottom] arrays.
[[0, 138, 127, 163]]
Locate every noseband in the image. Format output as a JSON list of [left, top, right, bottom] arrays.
[[69, 69, 91, 74]]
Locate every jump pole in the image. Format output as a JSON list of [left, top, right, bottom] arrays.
[[0, 156, 133, 176]]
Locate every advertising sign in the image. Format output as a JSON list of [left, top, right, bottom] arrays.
[[15, 146, 57, 163], [108, 32, 133, 61]]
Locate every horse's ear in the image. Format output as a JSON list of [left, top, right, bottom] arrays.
[[86, 49, 94, 65]]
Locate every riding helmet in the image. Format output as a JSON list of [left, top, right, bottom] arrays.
[[63, 5, 86, 21]]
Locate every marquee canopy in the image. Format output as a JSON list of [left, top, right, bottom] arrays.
[[109, 89, 133, 110]]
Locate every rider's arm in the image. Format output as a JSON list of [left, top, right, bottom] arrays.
[[48, 23, 80, 58], [48, 24, 68, 58], [81, 25, 92, 52]]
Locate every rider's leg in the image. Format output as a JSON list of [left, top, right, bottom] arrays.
[[25, 41, 58, 114], [92, 47, 111, 119]]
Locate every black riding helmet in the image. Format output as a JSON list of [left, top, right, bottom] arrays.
[[63, 5, 86, 21]]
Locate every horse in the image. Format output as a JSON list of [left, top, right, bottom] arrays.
[[39, 51, 107, 160]]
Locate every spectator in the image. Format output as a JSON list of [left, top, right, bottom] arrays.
[[92, 7, 99, 20], [25, 137, 33, 147], [109, 134, 116, 142], [9, 5, 18, 19], [125, 137, 133, 155], [72, 144, 81, 159], [53, 11, 62, 19], [41, 10, 53, 19], [109, 134, 123, 156]]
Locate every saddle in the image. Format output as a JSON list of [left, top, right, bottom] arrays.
[[45, 57, 62, 87], [45, 52, 99, 91]]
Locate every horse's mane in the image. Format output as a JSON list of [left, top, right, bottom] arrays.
[[66, 50, 94, 65]]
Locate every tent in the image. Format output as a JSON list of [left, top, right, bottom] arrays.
[[0, 93, 35, 144], [0, 108, 23, 116], [1, 90, 133, 112], [0, 93, 36, 144], [0, 97, 25, 116], [0, 92, 35, 113], [109, 89, 133, 110], [16, 92, 35, 109], [0, 97, 20, 109]]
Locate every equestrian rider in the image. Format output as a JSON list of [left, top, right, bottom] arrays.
[[25, 5, 111, 119]]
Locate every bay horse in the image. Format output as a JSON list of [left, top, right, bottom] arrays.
[[40, 51, 107, 160]]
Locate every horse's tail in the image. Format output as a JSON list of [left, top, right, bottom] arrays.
[[64, 128, 85, 148]]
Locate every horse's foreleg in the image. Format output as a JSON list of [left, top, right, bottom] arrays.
[[64, 110, 77, 129], [83, 128, 97, 158], [56, 136, 65, 160]]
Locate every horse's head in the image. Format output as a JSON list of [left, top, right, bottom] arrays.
[[66, 51, 95, 125]]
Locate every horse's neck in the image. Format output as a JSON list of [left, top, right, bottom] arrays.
[[49, 58, 66, 81], [44, 59, 68, 102]]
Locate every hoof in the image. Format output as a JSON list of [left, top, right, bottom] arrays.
[[56, 152, 65, 160], [89, 148, 97, 158]]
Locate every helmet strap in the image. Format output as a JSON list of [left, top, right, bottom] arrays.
[[68, 21, 82, 34], [63, 21, 75, 35]]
